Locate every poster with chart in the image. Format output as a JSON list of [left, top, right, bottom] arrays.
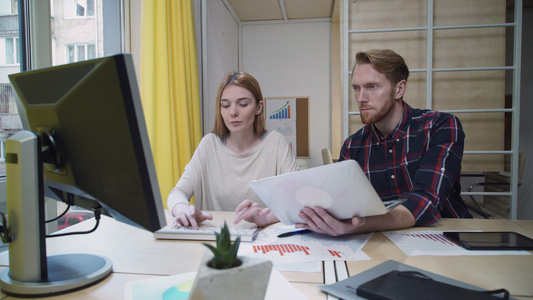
[[265, 98, 297, 156]]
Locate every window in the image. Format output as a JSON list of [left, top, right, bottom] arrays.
[[63, 0, 94, 18], [0, 0, 16, 15], [0, 0, 124, 179], [0, 0, 21, 178], [340, 0, 523, 219], [3, 37, 19, 65], [66, 43, 96, 63]]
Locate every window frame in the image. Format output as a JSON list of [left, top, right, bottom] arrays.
[[2, 36, 20, 65], [63, 0, 95, 19], [66, 43, 96, 63], [0, 0, 128, 222]]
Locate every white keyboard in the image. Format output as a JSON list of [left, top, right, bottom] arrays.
[[154, 225, 258, 242]]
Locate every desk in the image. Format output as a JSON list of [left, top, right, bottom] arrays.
[[347, 219, 533, 299], [514, 220, 533, 232], [0, 213, 532, 299]]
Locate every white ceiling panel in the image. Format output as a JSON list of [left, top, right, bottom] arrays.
[[226, 0, 335, 22]]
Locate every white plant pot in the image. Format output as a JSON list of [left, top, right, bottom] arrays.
[[189, 250, 273, 300]]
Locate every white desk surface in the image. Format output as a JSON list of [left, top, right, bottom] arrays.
[[347, 218, 533, 299], [0, 211, 532, 299]]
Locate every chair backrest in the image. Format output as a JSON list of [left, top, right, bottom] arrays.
[[483, 152, 526, 218], [321, 148, 333, 165], [486, 152, 526, 183]]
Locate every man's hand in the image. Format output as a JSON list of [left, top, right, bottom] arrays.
[[171, 202, 213, 229], [296, 205, 415, 236], [296, 207, 365, 236]]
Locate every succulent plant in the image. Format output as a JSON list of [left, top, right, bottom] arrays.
[[202, 222, 242, 269]]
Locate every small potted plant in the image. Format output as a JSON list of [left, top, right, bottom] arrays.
[[203, 222, 242, 269], [189, 222, 272, 300]]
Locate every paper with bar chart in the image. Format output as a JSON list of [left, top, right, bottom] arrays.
[[265, 98, 297, 156], [382, 231, 531, 256], [239, 223, 372, 265]]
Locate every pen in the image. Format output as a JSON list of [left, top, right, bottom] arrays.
[[277, 229, 312, 238]]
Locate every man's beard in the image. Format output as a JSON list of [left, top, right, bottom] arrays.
[[359, 92, 397, 124]]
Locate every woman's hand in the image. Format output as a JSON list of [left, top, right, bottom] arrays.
[[171, 202, 213, 229], [234, 200, 279, 227]]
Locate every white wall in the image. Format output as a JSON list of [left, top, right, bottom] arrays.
[[202, 0, 239, 134], [518, 8, 533, 220], [200, 1, 332, 168], [241, 22, 331, 168]]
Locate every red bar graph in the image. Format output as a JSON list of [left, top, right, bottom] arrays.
[[401, 232, 456, 246], [328, 249, 342, 258], [253, 244, 310, 256], [252, 244, 348, 259]]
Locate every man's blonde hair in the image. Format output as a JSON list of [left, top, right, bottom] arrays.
[[354, 49, 410, 85]]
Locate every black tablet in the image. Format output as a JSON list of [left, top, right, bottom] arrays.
[[443, 231, 533, 250]]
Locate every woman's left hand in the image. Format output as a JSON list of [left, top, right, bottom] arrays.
[[234, 199, 278, 227]]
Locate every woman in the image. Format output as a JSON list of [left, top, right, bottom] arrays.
[[167, 71, 298, 229]]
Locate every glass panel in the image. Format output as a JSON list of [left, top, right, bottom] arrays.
[[86, 0, 94, 17], [76, 44, 85, 61], [73, 0, 95, 17], [350, 0, 427, 31], [0, 0, 124, 178], [51, 0, 123, 222], [15, 37, 19, 63], [75, 1, 85, 17], [434, 0, 505, 27], [0, 3, 21, 178], [0, 0, 11, 15], [67, 44, 75, 62], [5, 38, 13, 64], [87, 43, 95, 59], [433, 27, 506, 69], [63, 0, 75, 19]]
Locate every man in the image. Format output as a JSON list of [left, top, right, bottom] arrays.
[[297, 49, 472, 236]]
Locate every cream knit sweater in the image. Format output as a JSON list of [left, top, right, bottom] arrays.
[[167, 131, 298, 212]]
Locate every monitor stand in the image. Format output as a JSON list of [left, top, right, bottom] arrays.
[[0, 131, 112, 297]]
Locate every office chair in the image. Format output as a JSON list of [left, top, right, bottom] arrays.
[[465, 153, 525, 219], [321, 148, 333, 165]]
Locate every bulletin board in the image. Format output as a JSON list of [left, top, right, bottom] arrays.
[[264, 97, 309, 158]]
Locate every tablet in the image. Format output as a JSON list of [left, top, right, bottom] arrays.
[[248, 160, 401, 225], [443, 231, 533, 250]]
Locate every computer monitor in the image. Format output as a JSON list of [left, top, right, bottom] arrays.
[[0, 54, 166, 296]]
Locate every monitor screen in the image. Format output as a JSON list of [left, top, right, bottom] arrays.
[[9, 53, 166, 232]]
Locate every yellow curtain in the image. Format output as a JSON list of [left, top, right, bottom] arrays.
[[140, 0, 202, 208]]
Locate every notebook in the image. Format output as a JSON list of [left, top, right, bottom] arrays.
[[248, 160, 404, 225]]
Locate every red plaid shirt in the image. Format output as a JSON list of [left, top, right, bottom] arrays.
[[339, 101, 472, 225]]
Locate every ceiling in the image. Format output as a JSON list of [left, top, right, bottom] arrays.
[[225, 0, 336, 23], [225, 0, 532, 23]]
